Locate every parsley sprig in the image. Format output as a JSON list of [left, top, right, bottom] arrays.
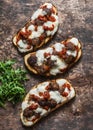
[[0, 60, 27, 107]]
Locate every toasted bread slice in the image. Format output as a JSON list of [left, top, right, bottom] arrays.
[[20, 78, 75, 126], [24, 37, 82, 76], [13, 3, 58, 53]]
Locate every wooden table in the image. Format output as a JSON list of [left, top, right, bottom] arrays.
[[0, 0, 93, 130]]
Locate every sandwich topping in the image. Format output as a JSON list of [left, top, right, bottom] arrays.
[[13, 3, 58, 52], [21, 79, 75, 126], [27, 37, 81, 75]]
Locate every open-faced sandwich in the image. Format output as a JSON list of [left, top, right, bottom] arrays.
[[21, 78, 75, 126], [24, 37, 82, 76], [13, 3, 59, 53]]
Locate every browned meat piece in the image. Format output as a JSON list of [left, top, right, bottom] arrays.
[[47, 81, 59, 91], [23, 107, 34, 118], [27, 55, 37, 66], [65, 42, 76, 51], [35, 19, 45, 25], [36, 64, 50, 74], [31, 38, 41, 46], [64, 54, 75, 64], [38, 99, 47, 107], [47, 99, 57, 108], [45, 57, 56, 66]]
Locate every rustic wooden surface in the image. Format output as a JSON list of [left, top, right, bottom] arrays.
[[0, 0, 93, 130]]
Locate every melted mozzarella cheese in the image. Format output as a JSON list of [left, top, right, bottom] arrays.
[[37, 82, 49, 92], [67, 50, 77, 57], [49, 91, 62, 104], [17, 40, 28, 49], [68, 87, 75, 99], [54, 43, 65, 52], [50, 55, 68, 75], [21, 27, 26, 32], [18, 46, 33, 52], [56, 79, 67, 87], [22, 101, 29, 110], [29, 26, 44, 39], [31, 9, 43, 20], [28, 25, 35, 31], [36, 47, 53, 66], [36, 50, 45, 66], [35, 107, 48, 116], [44, 14, 58, 36], [70, 37, 79, 46], [44, 3, 52, 9], [29, 88, 39, 97]]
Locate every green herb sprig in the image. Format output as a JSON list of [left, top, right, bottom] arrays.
[[0, 60, 27, 107]]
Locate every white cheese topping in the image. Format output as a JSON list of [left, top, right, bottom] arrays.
[[37, 82, 49, 93], [18, 46, 33, 53], [29, 26, 44, 39], [56, 79, 67, 87], [31, 9, 43, 20], [67, 50, 77, 57], [44, 3, 53, 9], [22, 101, 29, 110], [44, 14, 59, 36], [54, 43, 65, 52], [35, 107, 48, 116], [70, 37, 79, 46], [17, 40, 28, 49], [68, 87, 75, 99], [36, 47, 53, 66], [50, 55, 68, 75], [27, 25, 35, 31], [49, 91, 62, 104], [29, 88, 39, 97], [36, 50, 45, 66], [21, 27, 26, 32]]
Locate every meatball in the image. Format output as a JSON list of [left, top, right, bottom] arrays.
[[36, 64, 50, 74], [65, 42, 76, 51], [31, 38, 41, 46], [38, 99, 47, 107], [48, 99, 57, 108], [64, 54, 75, 64], [27, 55, 37, 66], [23, 107, 34, 118], [47, 81, 59, 91]]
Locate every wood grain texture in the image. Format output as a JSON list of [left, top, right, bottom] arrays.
[[0, 0, 93, 130]]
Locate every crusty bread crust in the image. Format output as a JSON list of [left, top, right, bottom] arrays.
[[13, 4, 58, 53], [24, 37, 82, 76], [20, 79, 75, 127]]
